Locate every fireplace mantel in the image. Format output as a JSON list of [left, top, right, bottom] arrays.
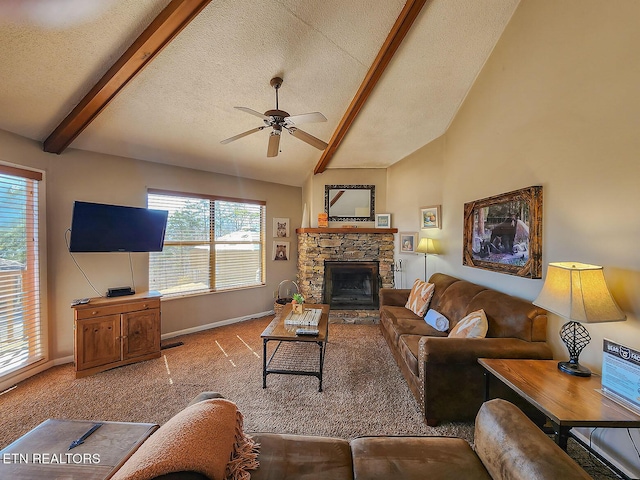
[[296, 228, 398, 234]]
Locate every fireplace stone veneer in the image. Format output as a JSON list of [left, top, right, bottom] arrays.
[[296, 228, 396, 323]]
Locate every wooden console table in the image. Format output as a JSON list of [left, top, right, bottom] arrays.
[[0, 419, 157, 479], [480, 358, 640, 479], [72, 291, 161, 378]]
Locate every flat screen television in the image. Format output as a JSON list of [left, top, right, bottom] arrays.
[[69, 201, 168, 253]]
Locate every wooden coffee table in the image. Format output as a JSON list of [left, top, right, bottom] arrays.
[[479, 358, 640, 479], [261, 304, 329, 392]]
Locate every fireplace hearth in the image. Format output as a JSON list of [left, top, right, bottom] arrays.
[[324, 261, 379, 310]]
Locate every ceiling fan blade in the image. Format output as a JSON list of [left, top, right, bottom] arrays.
[[284, 112, 327, 126], [235, 107, 271, 122], [267, 131, 281, 157], [285, 127, 328, 150], [220, 126, 265, 144]]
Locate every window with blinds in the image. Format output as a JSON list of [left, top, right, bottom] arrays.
[[0, 166, 43, 379], [148, 190, 266, 297]]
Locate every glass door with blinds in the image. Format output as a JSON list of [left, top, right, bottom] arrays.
[[0, 166, 43, 379]]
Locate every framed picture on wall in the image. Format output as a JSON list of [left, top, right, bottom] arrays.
[[399, 232, 418, 253], [273, 217, 290, 237], [375, 213, 391, 228], [272, 241, 290, 261], [463, 185, 542, 278], [420, 205, 441, 229]]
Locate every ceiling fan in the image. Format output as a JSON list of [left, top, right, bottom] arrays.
[[221, 77, 329, 157]]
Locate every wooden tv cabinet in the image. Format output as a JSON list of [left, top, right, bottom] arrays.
[[72, 291, 162, 378]]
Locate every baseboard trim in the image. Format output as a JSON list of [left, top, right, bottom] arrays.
[[1, 312, 274, 392], [0, 355, 74, 394], [160, 310, 274, 341]]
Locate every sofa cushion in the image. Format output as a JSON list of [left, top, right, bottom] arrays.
[[249, 433, 353, 480], [468, 290, 547, 341], [448, 309, 488, 339], [350, 436, 491, 480], [405, 279, 435, 317]]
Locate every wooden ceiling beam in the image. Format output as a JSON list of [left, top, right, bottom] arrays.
[[314, 0, 427, 175], [43, 0, 211, 154]]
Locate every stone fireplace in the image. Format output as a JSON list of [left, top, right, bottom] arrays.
[[296, 228, 396, 323]]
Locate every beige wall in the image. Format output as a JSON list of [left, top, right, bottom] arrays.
[[0, 129, 301, 368], [387, 0, 640, 473], [386, 136, 445, 288]]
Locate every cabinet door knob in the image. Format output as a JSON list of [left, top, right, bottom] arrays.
[[92, 311, 98, 315], [142, 304, 148, 308]]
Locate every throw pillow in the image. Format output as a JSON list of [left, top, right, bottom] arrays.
[[424, 309, 449, 332], [448, 309, 488, 339], [405, 279, 435, 317]]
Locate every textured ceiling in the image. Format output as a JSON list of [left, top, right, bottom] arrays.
[[0, 0, 520, 186]]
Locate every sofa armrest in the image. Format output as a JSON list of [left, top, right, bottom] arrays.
[[475, 399, 592, 479], [379, 288, 411, 307], [419, 337, 553, 365]]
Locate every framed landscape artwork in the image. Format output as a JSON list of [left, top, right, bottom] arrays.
[[420, 205, 441, 229], [463, 186, 542, 278]]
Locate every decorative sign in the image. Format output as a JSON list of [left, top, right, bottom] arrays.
[[601, 339, 640, 415]]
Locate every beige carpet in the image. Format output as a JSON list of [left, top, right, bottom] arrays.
[[0, 316, 618, 478]]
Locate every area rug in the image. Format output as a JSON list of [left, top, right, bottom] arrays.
[[0, 316, 618, 478]]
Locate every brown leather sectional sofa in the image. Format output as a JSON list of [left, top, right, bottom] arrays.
[[379, 273, 553, 426], [151, 395, 592, 479]]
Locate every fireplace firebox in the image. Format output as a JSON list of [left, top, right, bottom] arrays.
[[323, 261, 379, 310]]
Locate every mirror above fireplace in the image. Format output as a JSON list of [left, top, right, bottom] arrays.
[[325, 185, 375, 222]]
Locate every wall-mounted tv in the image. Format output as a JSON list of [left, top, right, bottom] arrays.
[[69, 201, 168, 253]]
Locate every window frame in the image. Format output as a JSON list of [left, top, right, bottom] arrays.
[[148, 189, 266, 298]]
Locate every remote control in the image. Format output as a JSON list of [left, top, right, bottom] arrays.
[[296, 328, 319, 336], [71, 298, 90, 306]]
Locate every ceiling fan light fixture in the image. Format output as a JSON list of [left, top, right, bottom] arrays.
[[221, 76, 328, 157]]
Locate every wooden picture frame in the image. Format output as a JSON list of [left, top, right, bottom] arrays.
[[399, 232, 418, 253], [463, 186, 542, 278], [420, 205, 441, 229]]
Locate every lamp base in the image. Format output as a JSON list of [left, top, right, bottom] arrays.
[[558, 361, 592, 377]]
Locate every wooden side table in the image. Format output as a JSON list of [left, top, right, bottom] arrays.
[[0, 419, 157, 479], [479, 358, 640, 480]]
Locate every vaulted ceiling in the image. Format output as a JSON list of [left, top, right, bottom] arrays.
[[0, 0, 520, 186]]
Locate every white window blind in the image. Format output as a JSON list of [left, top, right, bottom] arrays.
[[0, 166, 43, 379], [148, 191, 265, 297]]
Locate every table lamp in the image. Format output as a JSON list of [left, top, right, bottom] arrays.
[[533, 262, 626, 377], [416, 238, 439, 281]]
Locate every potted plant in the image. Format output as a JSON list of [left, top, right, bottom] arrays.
[[291, 293, 305, 314]]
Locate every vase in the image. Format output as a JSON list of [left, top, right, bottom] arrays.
[[292, 303, 304, 314]]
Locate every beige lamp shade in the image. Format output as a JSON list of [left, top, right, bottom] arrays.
[[533, 262, 626, 323], [416, 238, 439, 255]]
